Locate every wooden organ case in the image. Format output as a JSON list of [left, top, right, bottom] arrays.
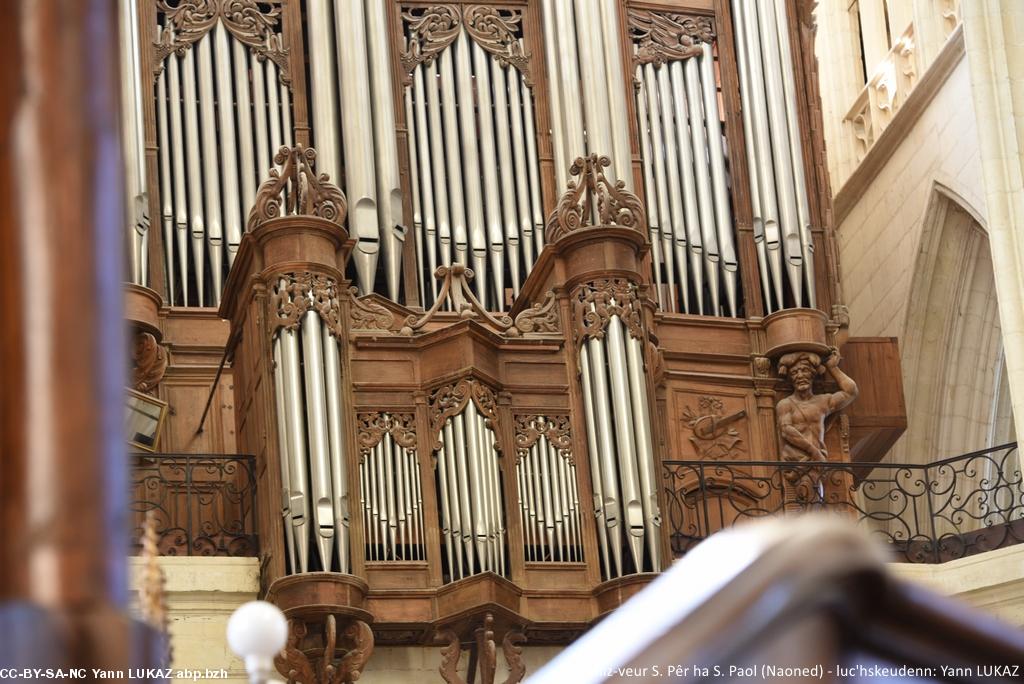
[[122, 0, 909, 679]]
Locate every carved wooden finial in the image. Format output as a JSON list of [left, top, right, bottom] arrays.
[[400, 264, 514, 336], [545, 155, 646, 243], [247, 144, 347, 232]]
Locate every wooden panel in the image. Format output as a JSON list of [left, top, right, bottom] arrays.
[[841, 337, 907, 462]]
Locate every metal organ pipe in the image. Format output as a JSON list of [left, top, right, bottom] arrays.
[[405, 88, 426, 305], [541, 0, 568, 189], [213, 24, 242, 266], [655, 65, 691, 313], [642, 64, 678, 312], [598, 0, 633, 189], [300, 311, 335, 570], [472, 42, 505, 308], [508, 71, 534, 271], [668, 61, 705, 314], [232, 41, 256, 215], [279, 325, 310, 573], [574, 0, 614, 173], [156, 51, 174, 301], [181, 48, 205, 307], [250, 51, 271, 185], [166, 52, 189, 307], [322, 327, 350, 573], [491, 61, 522, 295], [272, 338, 298, 574], [633, 64, 665, 310], [553, 0, 586, 161], [412, 66, 440, 301], [579, 345, 611, 574], [521, 71, 546, 258], [624, 334, 661, 570], [197, 36, 224, 305], [307, 0, 340, 176], [122, 0, 146, 286]]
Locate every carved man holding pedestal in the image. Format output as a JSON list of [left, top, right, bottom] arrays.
[[776, 348, 858, 464]]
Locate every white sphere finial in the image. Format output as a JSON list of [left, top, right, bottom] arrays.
[[227, 601, 288, 684]]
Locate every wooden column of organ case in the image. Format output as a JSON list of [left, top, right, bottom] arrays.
[[122, 0, 909, 671]]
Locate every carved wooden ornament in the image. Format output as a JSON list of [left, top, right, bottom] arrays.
[[248, 144, 347, 232], [627, 10, 715, 66], [401, 264, 514, 336], [275, 615, 374, 684], [546, 155, 646, 243], [428, 377, 500, 452], [681, 397, 746, 460], [437, 613, 526, 684], [357, 412, 417, 461], [133, 331, 169, 393], [349, 290, 396, 332], [512, 290, 560, 335], [514, 415, 573, 464], [269, 272, 344, 340], [571, 278, 645, 350], [154, 0, 290, 84]]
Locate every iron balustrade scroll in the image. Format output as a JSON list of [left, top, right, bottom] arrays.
[[130, 452, 258, 557], [663, 443, 1023, 564]]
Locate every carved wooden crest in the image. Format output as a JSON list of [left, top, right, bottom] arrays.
[[248, 144, 347, 232], [269, 272, 344, 340], [428, 377, 500, 452], [154, 0, 290, 84], [571, 278, 645, 349], [400, 4, 532, 85], [627, 9, 715, 66], [513, 415, 573, 465], [512, 290, 560, 335], [275, 615, 374, 684], [357, 412, 418, 461], [437, 613, 526, 684], [401, 264, 514, 336], [133, 331, 169, 393], [545, 155, 646, 243]]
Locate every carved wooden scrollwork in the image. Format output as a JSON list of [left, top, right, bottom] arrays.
[[270, 272, 344, 340], [401, 4, 461, 74], [401, 264, 514, 336], [133, 331, 169, 393], [435, 614, 527, 684], [248, 144, 347, 232], [464, 6, 532, 86], [512, 290, 560, 335], [154, 0, 290, 84], [428, 377, 500, 452], [349, 289, 396, 331], [514, 415, 573, 464], [571, 278, 644, 348], [545, 155, 646, 243], [627, 9, 715, 66], [275, 615, 374, 684], [357, 412, 417, 461]]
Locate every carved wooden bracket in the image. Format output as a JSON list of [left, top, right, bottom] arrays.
[[133, 331, 169, 394], [627, 9, 715, 66], [269, 272, 344, 340], [571, 278, 645, 350], [437, 614, 526, 684], [513, 415, 573, 465], [356, 412, 417, 462], [428, 377, 499, 452], [545, 155, 646, 243], [681, 397, 746, 460], [400, 264, 514, 336], [248, 144, 347, 232], [154, 0, 290, 85], [512, 290, 560, 335], [400, 4, 533, 86], [349, 290, 396, 332], [275, 615, 374, 684]]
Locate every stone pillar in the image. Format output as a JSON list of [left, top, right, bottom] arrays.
[[962, 0, 1024, 445]]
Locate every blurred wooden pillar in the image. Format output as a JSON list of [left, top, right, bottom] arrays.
[[0, 0, 148, 673]]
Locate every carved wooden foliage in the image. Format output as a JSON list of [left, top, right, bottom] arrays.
[[401, 264, 514, 336], [349, 290, 396, 331], [571, 278, 644, 349], [270, 271, 344, 340], [545, 155, 646, 243], [627, 9, 715, 66], [357, 412, 417, 461], [133, 331, 169, 393], [512, 290, 560, 335], [514, 415, 573, 464], [154, 0, 290, 84], [275, 616, 374, 684], [400, 4, 532, 85], [248, 144, 347, 232], [428, 377, 500, 452]]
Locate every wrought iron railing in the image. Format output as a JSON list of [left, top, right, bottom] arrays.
[[130, 453, 258, 557], [663, 443, 1022, 564]]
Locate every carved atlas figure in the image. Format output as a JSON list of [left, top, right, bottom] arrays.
[[776, 349, 858, 464]]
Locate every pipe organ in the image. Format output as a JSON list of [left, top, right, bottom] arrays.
[[126, 0, 908, 672]]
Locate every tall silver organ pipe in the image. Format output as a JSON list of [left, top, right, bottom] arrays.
[[359, 415, 425, 562], [271, 281, 351, 574], [121, 0, 147, 287], [516, 417, 583, 563], [598, 0, 634, 189], [401, 8, 544, 311], [434, 402, 506, 580], [154, 11, 294, 306], [578, 296, 662, 580], [632, 30, 741, 316], [733, 0, 816, 309]]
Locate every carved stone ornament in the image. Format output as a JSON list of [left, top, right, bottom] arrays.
[[357, 412, 418, 461], [275, 615, 374, 684], [571, 278, 644, 350], [401, 264, 515, 336], [133, 331, 169, 394], [349, 290, 396, 331], [512, 290, 560, 335], [400, 5, 532, 85], [270, 272, 344, 340], [775, 348, 859, 466], [681, 397, 746, 460], [428, 377, 499, 452], [437, 614, 526, 684], [154, 0, 290, 84], [545, 155, 646, 243], [248, 144, 347, 232], [627, 9, 715, 66], [513, 415, 573, 464]]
